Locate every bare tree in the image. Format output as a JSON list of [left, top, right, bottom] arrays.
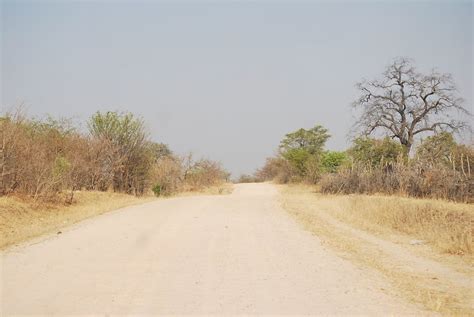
[[353, 57, 470, 155]]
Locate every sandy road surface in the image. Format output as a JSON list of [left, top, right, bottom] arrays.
[[1, 183, 423, 315]]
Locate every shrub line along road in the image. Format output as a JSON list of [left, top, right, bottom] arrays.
[[1, 183, 424, 315]]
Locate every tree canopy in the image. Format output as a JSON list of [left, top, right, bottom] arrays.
[[280, 125, 330, 155], [279, 125, 330, 179], [353, 57, 470, 155]]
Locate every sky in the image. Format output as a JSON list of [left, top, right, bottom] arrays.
[[1, 0, 472, 177]]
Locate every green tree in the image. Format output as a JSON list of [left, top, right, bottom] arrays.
[[321, 151, 348, 173], [279, 125, 330, 180], [349, 137, 403, 167], [416, 132, 473, 175], [416, 132, 457, 165], [280, 125, 330, 155]]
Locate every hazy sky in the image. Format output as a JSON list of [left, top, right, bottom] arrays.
[[1, 1, 472, 176]]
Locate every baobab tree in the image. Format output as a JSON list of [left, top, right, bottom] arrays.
[[352, 57, 470, 155]]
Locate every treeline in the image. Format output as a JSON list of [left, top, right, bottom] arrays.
[[249, 58, 473, 202], [252, 127, 473, 202], [0, 109, 229, 202]]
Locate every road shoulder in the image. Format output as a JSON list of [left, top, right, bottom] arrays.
[[279, 184, 473, 315]]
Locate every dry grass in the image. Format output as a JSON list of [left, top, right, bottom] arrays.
[[309, 191, 473, 256], [0, 184, 234, 250], [280, 184, 474, 315], [0, 191, 156, 250]]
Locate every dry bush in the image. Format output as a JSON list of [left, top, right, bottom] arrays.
[[321, 134, 474, 202], [1, 109, 221, 202], [81, 137, 122, 192], [88, 111, 154, 195], [0, 110, 28, 195], [320, 157, 473, 203], [150, 154, 229, 196], [150, 156, 183, 196], [0, 108, 229, 200], [182, 158, 229, 191], [0, 111, 83, 201], [0, 109, 183, 202], [254, 157, 280, 181], [236, 174, 262, 183], [255, 156, 299, 184]]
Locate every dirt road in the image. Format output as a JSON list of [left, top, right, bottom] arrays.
[[1, 183, 424, 315]]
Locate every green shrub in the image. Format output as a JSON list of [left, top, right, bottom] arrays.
[[152, 184, 162, 197], [321, 151, 348, 173], [349, 137, 404, 167]]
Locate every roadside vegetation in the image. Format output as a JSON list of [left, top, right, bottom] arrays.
[[255, 124, 472, 203], [1, 109, 230, 201], [249, 58, 473, 256], [0, 108, 230, 248], [242, 58, 473, 314], [252, 58, 472, 203]]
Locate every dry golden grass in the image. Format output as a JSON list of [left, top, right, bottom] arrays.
[[0, 184, 234, 250], [280, 184, 474, 315], [0, 191, 156, 250], [309, 191, 472, 256]]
